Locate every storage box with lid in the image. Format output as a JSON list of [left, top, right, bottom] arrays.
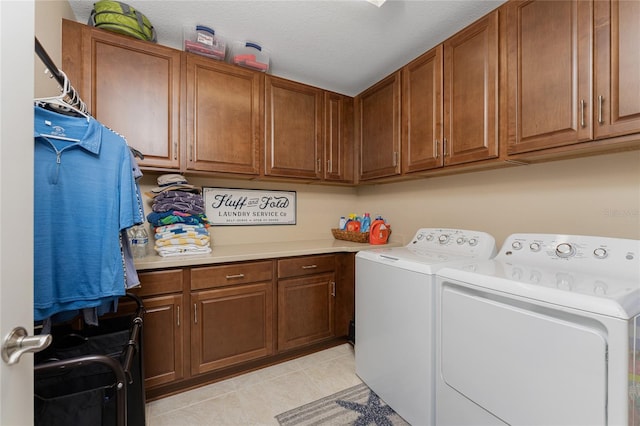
[[230, 41, 270, 72], [183, 25, 226, 60]]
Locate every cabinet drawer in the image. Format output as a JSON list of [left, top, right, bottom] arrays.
[[191, 261, 273, 290], [278, 254, 335, 278], [134, 269, 184, 297]]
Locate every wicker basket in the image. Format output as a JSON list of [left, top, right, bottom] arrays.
[[331, 228, 370, 243]]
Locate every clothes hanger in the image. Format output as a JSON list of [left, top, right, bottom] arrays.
[[35, 69, 91, 122]]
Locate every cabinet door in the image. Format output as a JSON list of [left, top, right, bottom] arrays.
[[357, 71, 402, 180], [62, 20, 181, 169], [402, 45, 444, 173], [191, 282, 273, 375], [444, 11, 499, 165], [278, 272, 335, 351], [594, 0, 640, 139], [140, 294, 185, 388], [265, 76, 323, 179], [334, 253, 355, 338], [324, 92, 354, 183], [129, 270, 185, 389], [185, 54, 262, 175], [506, 0, 593, 154]]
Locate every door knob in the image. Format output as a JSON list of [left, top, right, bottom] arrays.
[[2, 326, 52, 365]]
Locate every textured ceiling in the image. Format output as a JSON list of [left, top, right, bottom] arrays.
[[68, 0, 506, 96]]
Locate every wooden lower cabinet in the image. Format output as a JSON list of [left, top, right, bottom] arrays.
[[134, 253, 353, 398], [129, 269, 186, 391], [190, 261, 274, 375], [277, 273, 335, 351], [277, 255, 337, 351], [140, 294, 185, 388], [191, 282, 274, 375]]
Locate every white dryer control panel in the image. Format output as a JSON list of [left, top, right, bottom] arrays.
[[499, 233, 639, 274], [457, 233, 640, 318], [407, 228, 497, 258]]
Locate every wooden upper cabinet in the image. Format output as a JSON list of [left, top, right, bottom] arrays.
[[62, 20, 181, 169], [185, 54, 262, 175], [505, 0, 593, 154], [402, 45, 444, 173], [594, 0, 640, 139], [324, 92, 354, 183], [444, 10, 499, 165], [357, 71, 402, 181], [265, 76, 323, 179]]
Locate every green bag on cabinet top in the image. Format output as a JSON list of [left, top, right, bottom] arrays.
[[88, 0, 157, 42]]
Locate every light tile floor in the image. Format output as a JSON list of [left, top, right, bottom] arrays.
[[146, 343, 362, 425]]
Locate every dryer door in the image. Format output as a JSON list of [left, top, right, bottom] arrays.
[[440, 282, 607, 426]]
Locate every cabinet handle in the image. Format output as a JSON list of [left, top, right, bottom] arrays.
[[580, 99, 586, 128], [443, 138, 448, 157], [392, 151, 398, 167], [173, 142, 178, 160], [194, 303, 197, 324], [331, 281, 336, 297], [434, 139, 440, 159], [317, 158, 321, 173], [598, 95, 604, 124], [327, 159, 332, 173], [225, 273, 245, 279], [177, 305, 180, 327], [189, 144, 194, 162], [302, 264, 318, 269]]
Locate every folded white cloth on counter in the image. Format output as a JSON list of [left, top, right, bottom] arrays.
[[155, 235, 210, 247], [155, 244, 212, 257]]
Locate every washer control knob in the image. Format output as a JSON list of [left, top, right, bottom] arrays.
[[512, 241, 523, 250], [593, 248, 608, 259], [555, 243, 575, 258], [530, 242, 541, 252], [438, 234, 449, 244], [529, 270, 542, 284], [468, 238, 478, 246], [425, 234, 434, 241], [511, 267, 523, 280], [456, 237, 465, 245]]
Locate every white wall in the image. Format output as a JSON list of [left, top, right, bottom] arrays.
[[357, 151, 640, 246], [138, 175, 359, 246], [34, 1, 75, 98]]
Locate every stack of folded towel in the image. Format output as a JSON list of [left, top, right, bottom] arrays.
[[146, 174, 211, 257]]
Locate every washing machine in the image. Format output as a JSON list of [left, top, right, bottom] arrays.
[[436, 233, 640, 426], [355, 228, 497, 426]]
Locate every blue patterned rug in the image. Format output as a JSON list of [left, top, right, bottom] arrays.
[[275, 383, 410, 426]]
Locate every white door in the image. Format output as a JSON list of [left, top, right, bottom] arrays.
[[440, 283, 608, 426], [0, 1, 37, 425]]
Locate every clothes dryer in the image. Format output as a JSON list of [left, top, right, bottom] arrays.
[[436, 233, 640, 426], [355, 228, 497, 425]]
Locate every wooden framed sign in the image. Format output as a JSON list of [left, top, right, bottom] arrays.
[[203, 187, 297, 226]]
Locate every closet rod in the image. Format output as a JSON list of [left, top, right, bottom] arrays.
[[34, 37, 67, 89]]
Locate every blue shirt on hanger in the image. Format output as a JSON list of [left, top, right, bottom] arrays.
[[33, 105, 142, 321]]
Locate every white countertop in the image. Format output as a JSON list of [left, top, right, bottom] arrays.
[[134, 239, 402, 270]]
